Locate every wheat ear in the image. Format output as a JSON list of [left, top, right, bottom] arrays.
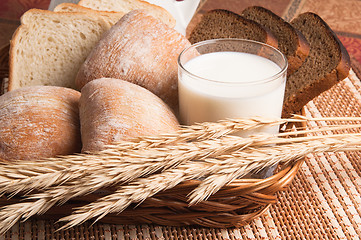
[[0, 129, 360, 226], [0, 115, 358, 196], [57, 134, 361, 230], [0, 117, 294, 196], [0, 134, 268, 232]]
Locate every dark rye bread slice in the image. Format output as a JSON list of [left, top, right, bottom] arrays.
[[188, 9, 278, 49], [282, 12, 351, 117], [241, 6, 310, 77]]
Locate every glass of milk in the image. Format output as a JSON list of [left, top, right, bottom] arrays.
[[178, 38, 288, 136]]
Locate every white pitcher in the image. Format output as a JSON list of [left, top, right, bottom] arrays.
[[143, 0, 201, 35]]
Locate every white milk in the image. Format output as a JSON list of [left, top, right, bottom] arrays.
[[178, 51, 286, 135]]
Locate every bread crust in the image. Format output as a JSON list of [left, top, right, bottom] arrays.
[[241, 6, 310, 77], [75, 10, 191, 112], [8, 21, 22, 91], [188, 9, 279, 49], [0, 86, 81, 161], [283, 12, 351, 117], [79, 78, 179, 153], [78, 0, 176, 28], [54, 3, 126, 25], [287, 29, 311, 76]]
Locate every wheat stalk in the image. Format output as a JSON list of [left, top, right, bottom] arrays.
[[0, 117, 294, 196], [0, 126, 360, 229], [0, 115, 358, 197], [1, 116, 359, 197], [0, 135, 268, 232], [0, 117, 360, 233], [56, 134, 361, 229]]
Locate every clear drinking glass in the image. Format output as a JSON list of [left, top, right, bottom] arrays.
[[178, 38, 288, 135], [177, 39, 288, 178]]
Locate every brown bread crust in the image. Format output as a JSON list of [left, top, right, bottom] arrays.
[[283, 12, 351, 117], [0, 86, 81, 161], [79, 78, 179, 153], [75, 10, 191, 112], [241, 6, 310, 76], [188, 9, 278, 49]]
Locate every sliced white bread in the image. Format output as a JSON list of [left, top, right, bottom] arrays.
[[78, 0, 176, 28], [8, 9, 111, 91], [54, 3, 126, 26]]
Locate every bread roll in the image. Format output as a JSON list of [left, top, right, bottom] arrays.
[[0, 86, 81, 161], [79, 78, 179, 152], [75, 10, 191, 112]]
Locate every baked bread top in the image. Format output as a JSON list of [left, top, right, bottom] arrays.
[[0, 86, 81, 161], [282, 12, 350, 116], [75, 10, 191, 113], [78, 0, 176, 28], [188, 9, 278, 49], [54, 3, 126, 26], [79, 78, 179, 153], [241, 6, 310, 76]]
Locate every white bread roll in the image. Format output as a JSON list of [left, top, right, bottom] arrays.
[[75, 10, 191, 112], [0, 86, 81, 161], [79, 78, 179, 152]]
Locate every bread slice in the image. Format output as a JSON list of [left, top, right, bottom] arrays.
[[282, 12, 351, 116], [78, 0, 176, 28], [241, 6, 310, 76], [8, 9, 111, 91], [54, 3, 126, 26], [188, 9, 278, 49]]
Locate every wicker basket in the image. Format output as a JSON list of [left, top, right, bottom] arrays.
[[0, 43, 304, 228]]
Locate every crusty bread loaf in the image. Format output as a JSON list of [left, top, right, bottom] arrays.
[[78, 0, 175, 28], [8, 9, 111, 91], [282, 12, 351, 117], [79, 78, 179, 153], [75, 10, 191, 112], [241, 6, 310, 76], [188, 9, 278, 49], [54, 3, 126, 26], [0, 86, 81, 161]]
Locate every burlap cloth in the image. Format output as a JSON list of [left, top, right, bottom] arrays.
[[0, 70, 360, 239]]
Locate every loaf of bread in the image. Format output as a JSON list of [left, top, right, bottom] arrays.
[[8, 9, 111, 91], [282, 12, 350, 116], [188, 9, 278, 49], [75, 10, 191, 112], [78, 0, 175, 28], [54, 3, 126, 26], [0, 86, 81, 161], [241, 6, 310, 76], [79, 78, 179, 153]]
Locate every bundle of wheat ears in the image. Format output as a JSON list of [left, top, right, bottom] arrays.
[[0, 115, 361, 233]]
